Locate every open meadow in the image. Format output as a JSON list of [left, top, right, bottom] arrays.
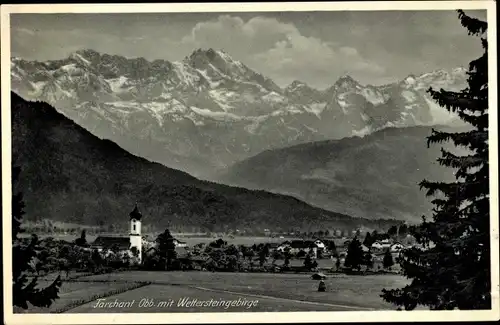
[[24, 271, 412, 313], [14, 278, 150, 314]]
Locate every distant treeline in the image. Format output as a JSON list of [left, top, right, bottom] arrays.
[[23, 219, 404, 239]]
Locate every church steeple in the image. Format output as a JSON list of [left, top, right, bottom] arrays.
[[129, 203, 143, 264], [129, 203, 142, 221]]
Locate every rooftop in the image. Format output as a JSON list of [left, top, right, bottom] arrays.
[[92, 236, 130, 250]]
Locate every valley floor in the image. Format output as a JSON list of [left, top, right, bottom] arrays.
[[18, 271, 411, 313]]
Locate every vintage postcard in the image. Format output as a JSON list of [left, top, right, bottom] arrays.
[[1, 1, 499, 324]]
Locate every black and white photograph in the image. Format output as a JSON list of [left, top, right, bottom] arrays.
[[1, 1, 498, 324]]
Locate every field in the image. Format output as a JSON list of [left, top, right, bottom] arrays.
[[16, 271, 412, 313], [14, 279, 149, 314]]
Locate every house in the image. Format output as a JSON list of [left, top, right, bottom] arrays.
[[268, 242, 279, 250], [371, 240, 391, 251], [361, 244, 370, 252], [173, 239, 188, 248], [290, 240, 318, 258], [145, 245, 190, 258], [371, 241, 384, 250], [276, 241, 291, 252], [390, 242, 405, 252], [277, 240, 318, 258], [320, 239, 335, 251], [313, 239, 326, 250], [91, 236, 131, 252]]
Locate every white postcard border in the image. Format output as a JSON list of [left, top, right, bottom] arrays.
[[1, 1, 498, 324]]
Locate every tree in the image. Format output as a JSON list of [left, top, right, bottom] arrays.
[[398, 224, 408, 237], [363, 232, 373, 247], [272, 250, 282, 265], [296, 250, 307, 259], [327, 240, 337, 256], [110, 244, 121, 255], [304, 253, 318, 270], [57, 245, 73, 278], [224, 244, 239, 257], [226, 255, 239, 271], [156, 229, 177, 270], [382, 10, 490, 310], [335, 255, 341, 271], [209, 238, 227, 249], [283, 247, 291, 268], [12, 166, 62, 310], [258, 245, 269, 267], [74, 230, 87, 247], [33, 249, 51, 276], [91, 249, 104, 271], [364, 252, 374, 271], [388, 225, 398, 237], [383, 249, 394, 270], [245, 248, 255, 262], [344, 237, 364, 271]]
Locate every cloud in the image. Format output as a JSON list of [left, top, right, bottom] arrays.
[[181, 15, 296, 55], [10, 11, 484, 88], [13, 27, 35, 35], [181, 15, 385, 88]]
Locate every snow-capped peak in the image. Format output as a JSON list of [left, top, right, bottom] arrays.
[[334, 75, 359, 88], [185, 48, 247, 77], [186, 48, 233, 65], [285, 80, 310, 92], [411, 68, 467, 91], [69, 51, 93, 65], [403, 74, 417, 86], [74, 49, 100, 58]]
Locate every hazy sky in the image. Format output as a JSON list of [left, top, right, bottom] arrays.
[[11, 10, 486, 89]]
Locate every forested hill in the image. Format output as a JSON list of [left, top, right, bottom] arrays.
[[218, 125, 462, 223], [11, 92, 397, 233]]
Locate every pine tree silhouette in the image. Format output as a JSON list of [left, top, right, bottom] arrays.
[[156, 228, 177, 269], [345, 237, 364, 271], [12, 166, 62, 310], [382, 249, 394, 270], [381, 10, 490, 310]]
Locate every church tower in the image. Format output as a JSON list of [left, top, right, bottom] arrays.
[[129, 203, 143, 263]]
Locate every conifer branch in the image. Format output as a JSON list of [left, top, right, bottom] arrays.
[[457, 10, 487, 36]]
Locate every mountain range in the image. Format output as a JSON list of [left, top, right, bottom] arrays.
[[12, 92, 398, 232], [11, 48, 467, 178]]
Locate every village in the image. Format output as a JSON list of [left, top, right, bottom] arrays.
[[80, 205, 415, 275], [10, 202, 471, 314]]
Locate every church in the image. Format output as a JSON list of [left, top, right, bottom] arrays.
[[91, 204, 146, 263]]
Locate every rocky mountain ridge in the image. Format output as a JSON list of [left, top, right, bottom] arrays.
[[11, 48, 467, 177]]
